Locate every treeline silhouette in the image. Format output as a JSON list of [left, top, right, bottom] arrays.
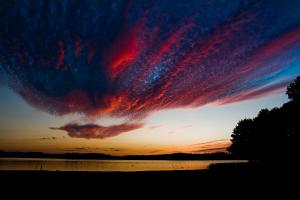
[[0, 151, 235, 160], [228, 76, 300, 162]]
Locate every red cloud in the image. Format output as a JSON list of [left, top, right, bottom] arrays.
[[50, 123, 143, 139], [3, 2, 300, 130]]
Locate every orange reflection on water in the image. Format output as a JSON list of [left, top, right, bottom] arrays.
[[0, 158, 246, 172]]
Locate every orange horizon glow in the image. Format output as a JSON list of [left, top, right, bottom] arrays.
[[0, 137, 230, 156]]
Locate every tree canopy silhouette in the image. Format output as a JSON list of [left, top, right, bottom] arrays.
[[228, 76, 300, 161], [287, 76, 300, 102]]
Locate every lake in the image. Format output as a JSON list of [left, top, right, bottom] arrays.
[[0, 158, 246, 172]]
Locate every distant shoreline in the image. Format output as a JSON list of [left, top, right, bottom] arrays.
[[0, 151, 242, 160]]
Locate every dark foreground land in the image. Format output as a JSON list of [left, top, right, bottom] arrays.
[[1, 162, 299, 191]]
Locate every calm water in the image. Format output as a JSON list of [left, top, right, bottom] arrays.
[[0, 158, 247, 172]]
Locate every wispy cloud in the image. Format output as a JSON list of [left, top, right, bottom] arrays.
[[168, 125, 192, 134], [186, 139, 231, 152], [39, 137, 57, 140], [149, 139, 230, 154], [64, 147, 90, 152], [148, 125, 162, 130], [220, 79, 292, 104]]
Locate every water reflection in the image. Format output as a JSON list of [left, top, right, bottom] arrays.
[[0, 158, 246, 172]]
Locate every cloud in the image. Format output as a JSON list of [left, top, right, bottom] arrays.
[[174, 139, 231, 154], [191, 147, 229, 154], [50, 123, 143, 139], [220, 79, 292, 104], [1, 1, 300, 128], [64, 147, 90, 152], [39, 137, 57, 140], [168, 125, 193, 134], [149, 139, 230, 154], [108, 148, 122, 152], [148, 125, 162, 130]]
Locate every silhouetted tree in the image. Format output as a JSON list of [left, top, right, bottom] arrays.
[[287, 76, 300, 102], [228, 76, 300, 162], [228, 119, 255, 159]]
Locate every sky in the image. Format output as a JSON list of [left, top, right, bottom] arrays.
[[0, 0, 300, 155]]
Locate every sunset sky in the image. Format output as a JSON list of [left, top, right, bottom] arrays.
[[1, 0, 300, 155]]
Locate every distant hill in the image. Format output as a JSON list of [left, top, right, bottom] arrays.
[[0, 151, 237, 160]]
